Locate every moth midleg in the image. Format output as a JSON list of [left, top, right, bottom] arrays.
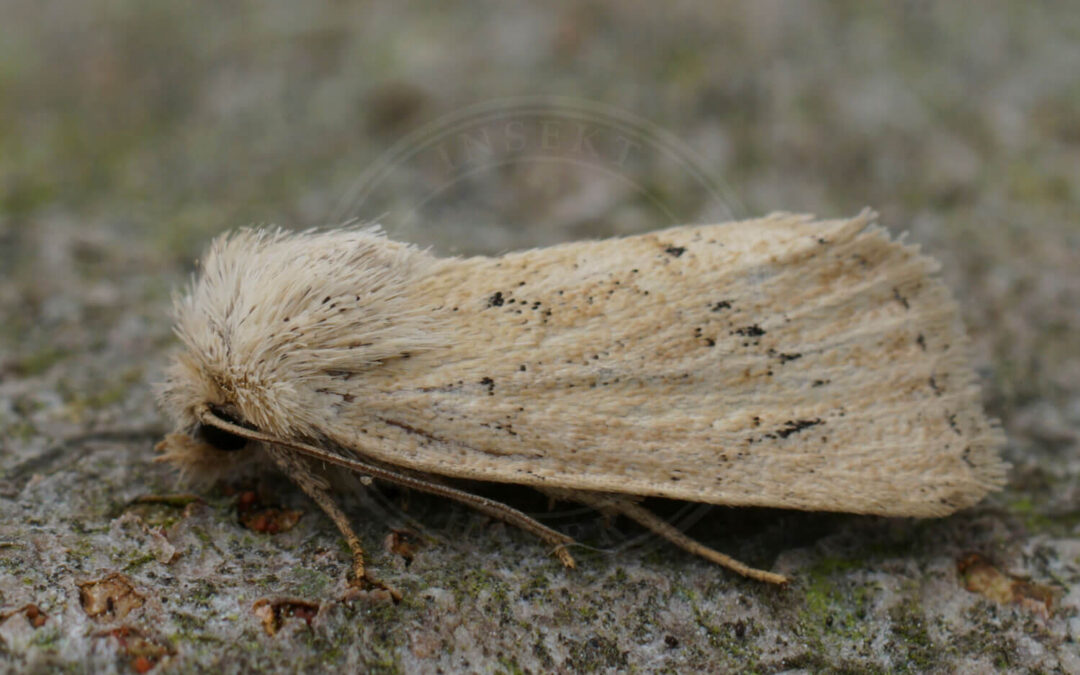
[[553, 489, 789, 585]]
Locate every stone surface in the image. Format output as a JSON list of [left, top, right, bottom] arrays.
[[1, 2, 1078, 672]]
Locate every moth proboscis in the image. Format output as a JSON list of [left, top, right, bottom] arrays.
[[156, 210, 1007, 590]]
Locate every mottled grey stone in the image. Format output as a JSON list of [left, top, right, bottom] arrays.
[[2, 2, 1078, 672]]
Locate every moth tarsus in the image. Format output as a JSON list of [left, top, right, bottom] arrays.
[[157, 211, 1007, 589]]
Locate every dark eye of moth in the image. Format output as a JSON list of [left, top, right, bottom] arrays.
[[195, 405, 251, 452]]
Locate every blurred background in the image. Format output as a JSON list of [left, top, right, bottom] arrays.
[[1, 2, 1078, 671], [1, 2, 1077, 420]]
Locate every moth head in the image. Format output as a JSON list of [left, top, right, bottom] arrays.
[[154, 367, 261, 483], [154, 429, 255, 485], [155, 226, 442, 474]]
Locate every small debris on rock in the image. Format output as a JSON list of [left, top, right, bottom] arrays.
[[78, 573, 145, 621]]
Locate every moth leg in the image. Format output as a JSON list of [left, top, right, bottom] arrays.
[[559, 490, 788, 585], [615, 500, 788, 585], [389, 482, 577, 568], [263, 447, 401, 600], [195, 406, 577, 570], [459, 497, 577, 568]]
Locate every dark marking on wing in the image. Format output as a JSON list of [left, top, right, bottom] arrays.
[[775, 418, 824, 439], [893, 288, 910, 309], [767, 348, 802, 363], [929, 376, 943, 396], [733, 324, 766, 338]]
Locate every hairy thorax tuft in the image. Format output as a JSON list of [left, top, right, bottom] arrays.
[[155, 226, 445, 439]]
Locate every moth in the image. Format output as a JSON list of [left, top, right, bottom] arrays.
[[155, 210, 1007, 588]]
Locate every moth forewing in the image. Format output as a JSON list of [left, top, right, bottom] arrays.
[[157, 211, 1007, 586], [315, 211, 1006, 516]]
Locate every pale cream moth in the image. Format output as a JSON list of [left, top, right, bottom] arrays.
[[156, 210, 1007, 588]]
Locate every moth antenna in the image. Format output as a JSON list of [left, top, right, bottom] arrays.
[[194, 404, 577, 567], [578, 493, 789, 585]]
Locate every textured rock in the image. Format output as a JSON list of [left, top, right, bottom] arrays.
[[2, 2, 1078, 672]]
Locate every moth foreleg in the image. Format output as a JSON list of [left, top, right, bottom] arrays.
[[264, 447, 401, 600], [194, 406, 578, 570]]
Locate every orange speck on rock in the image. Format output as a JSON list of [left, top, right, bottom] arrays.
[[957, 553, 1056, 619]]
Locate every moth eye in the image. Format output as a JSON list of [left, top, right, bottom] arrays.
[[195, 405, 250, 452], [195, 422, 248, 452]]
